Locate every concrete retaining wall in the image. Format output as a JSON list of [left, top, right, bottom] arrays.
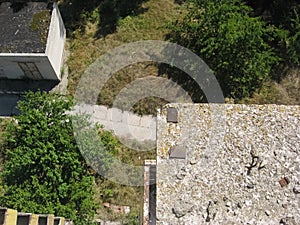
[[16, 213, 38, 225], [0, 208, 17, 225]]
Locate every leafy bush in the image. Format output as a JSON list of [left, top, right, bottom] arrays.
[[272, 7, 300, 66], [0, 92, 98, 225], [168, 0, 279, 99]]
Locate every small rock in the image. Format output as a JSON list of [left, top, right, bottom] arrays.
[[225, 202, 231, 208], [246, 183, 254, 189], [176, 167, 187, 180], [176, 172, 186, 180], [172, 201, 192, 218], [265, 210, 270, 216], [189, 158, 197, 165], [245, 200, 252, 206], [293, 186, 300, 194], [280, 218, 286, 224], [280, 216, 297, 225]]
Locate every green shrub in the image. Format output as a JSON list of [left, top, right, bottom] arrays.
[[168, 0, 279, 99], [0, 92, 98, 224]]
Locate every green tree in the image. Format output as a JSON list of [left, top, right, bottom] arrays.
[[0, 92, 98, 225], [265, 0, 300, 66], [168, 0, 279, 99], [244, 0, 300, 67]]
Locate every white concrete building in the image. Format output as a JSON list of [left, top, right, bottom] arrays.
[[0, 1, 65, 80]]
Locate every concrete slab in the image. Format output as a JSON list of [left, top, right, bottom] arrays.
[[127, 113, 141, 126], [93, 105, 108, 120], [107, 108, 123, 122], [140, 115, 155, 128], [73, 104, 157, 143], [128, 126, 155, 141], [0, 94, 20, 116], [121, 110, 130, 123]]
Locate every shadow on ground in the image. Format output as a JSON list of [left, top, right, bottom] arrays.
[[59, 0, 148, 37], [0, 79, 58, 116]]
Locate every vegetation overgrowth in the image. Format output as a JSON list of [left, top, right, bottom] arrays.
[[62, 0, 182, 115], [0, 0, 299, 224], [30, 10, 51, 46], [0, 92, 152, 223], [60, 0, 300, 219], [0, 92, 98, 225], [63, 0, 300, 111]]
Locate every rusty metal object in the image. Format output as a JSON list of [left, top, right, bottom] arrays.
[[279, 177, 290, 188]]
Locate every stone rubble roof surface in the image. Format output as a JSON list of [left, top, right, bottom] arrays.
[[156, 103, 300, 225], [0, 1, 49, 53]]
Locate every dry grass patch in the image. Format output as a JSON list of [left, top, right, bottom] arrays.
[[67, 0, 182, 114], [240, 67, 300, 105]]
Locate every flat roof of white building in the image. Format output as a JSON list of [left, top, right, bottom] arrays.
[[0, 1, 51, 53]]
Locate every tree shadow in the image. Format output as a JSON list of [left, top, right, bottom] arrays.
[[158, 64, 208, 104], [0, 79, 59, 116], [244, 0, 275, 16], [96, 0, 148, 37], [59, 0, 148, 38], [173, 0, 187, 5], [10, 2, 28, 12], [59, 0, 100, 36]]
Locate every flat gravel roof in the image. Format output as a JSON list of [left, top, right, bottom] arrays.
[[0, 1, 51, 53]]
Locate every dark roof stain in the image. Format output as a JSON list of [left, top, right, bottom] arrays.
[[0, 1, 51, 53]]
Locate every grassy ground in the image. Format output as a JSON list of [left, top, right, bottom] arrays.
[[66, 0, 182, 115], [239, 68, 300, 105], [62, 0, 299, 222], [66, 0, 300, 111], [94, 129, 155, 223], [63, 0, 179, 221], [94, 178, 143, 224], [0, 118, 10, 195]]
